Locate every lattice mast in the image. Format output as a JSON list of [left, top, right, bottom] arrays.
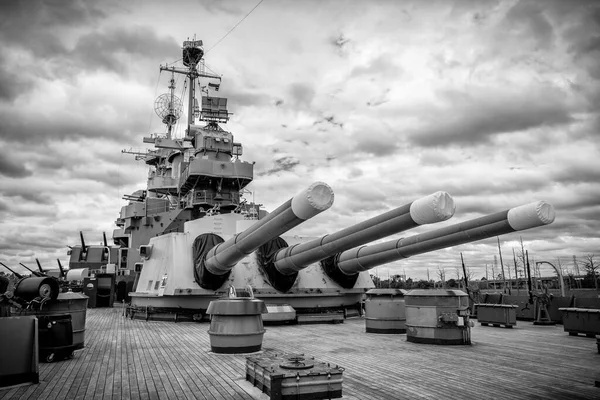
[[159, 38, 222, 134]]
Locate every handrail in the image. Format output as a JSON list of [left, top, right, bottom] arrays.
[[535, 261, 565, 297]]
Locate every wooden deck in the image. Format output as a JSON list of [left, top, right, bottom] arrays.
[[1, 307, 599, 400]]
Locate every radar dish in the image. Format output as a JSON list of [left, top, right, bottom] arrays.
[[154, 93, 183, 126]]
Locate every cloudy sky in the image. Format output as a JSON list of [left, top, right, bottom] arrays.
[[0, 0, 598, 281]]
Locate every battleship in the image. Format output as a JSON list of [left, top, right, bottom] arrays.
[[62, 38, 560, 323]]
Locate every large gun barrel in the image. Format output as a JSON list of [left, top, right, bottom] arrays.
[[203, 182, 334, 275], [335, 200, 555, 276], [273, 191, 455, 275]]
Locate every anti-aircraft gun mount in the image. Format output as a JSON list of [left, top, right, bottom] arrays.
[[0, 262, 60, 312]]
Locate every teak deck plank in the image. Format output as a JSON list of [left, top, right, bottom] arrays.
[[1, 307, 599, 400]]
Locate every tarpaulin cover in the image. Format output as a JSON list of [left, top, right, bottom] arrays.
[[321, 254, 359, 289], [192, 233, 229, 290], [256, 237, 298, 293]]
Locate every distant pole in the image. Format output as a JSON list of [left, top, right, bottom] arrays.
[[526, 250, 533, 304], [512, 248, 520, 295], [520, 236, 527, 288], [492, 256, 497, 289], [485, 264, 489, 289], [572, 255, 581, 288], [497, 237, 509, 295]]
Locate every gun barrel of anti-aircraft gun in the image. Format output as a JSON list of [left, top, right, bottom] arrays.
[[336, 201, 555, 275], [57, 259, 66, 279], [273, 191, 455, 275], [0, 262, 24, 279], [20, 263, 44, 277], [80, 231, 86, 249], [203, 182, 335, 275]]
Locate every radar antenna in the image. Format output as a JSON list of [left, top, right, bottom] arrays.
[[154, 70, 183, 139]]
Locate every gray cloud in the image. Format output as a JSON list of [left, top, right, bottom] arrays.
[[0, 111, 127, 144], [0, 2, 176, 108], [0, 1, 106, 45], [0, 230, 67, 252], [257, 156, 300, 176], [218, 86, 272, 108], [353, 134, 400, 156], [0, 54, 35, 102], [350, 54, 402, 80], [505, 1, 556, 50], [409, 86, 573, 147], [201, 0, 246, 15], [0, 154, 31, 178], [288, 83, 315, 109], [71, 167, 140, 187], [552, 163, 600, 184], [313, 115, 343, 130], [68, 28, 178, 76], [1, 187, 53, 205], [0, 0, 597, 280]]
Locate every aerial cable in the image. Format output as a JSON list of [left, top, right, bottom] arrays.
[[205, 0, 264, 54], [164, 58, 183, 68]]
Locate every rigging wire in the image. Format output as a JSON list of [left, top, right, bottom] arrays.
[[203, 62, 221, 77], [175, 79, 188, 138], [205, 0, 264, 54], [164, 58, 183, 68]]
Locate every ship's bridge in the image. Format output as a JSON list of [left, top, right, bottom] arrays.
[[178, 124, 253, 210]]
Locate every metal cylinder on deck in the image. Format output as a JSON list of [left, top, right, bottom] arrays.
[[17, 292, 89, 351], [207, 296, 267, 354], [14, 277, 60, 301], [364, 289, 407, 334], [405, 289, 471, 345]]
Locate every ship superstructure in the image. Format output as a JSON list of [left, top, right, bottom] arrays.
[[68, 39, 258, 282]]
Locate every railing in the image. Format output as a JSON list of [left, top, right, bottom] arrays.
[[147, 175, 178, 191], [180, 189, 241, 209], [146, 200, 169, 215], [179, 164, 191, 191]]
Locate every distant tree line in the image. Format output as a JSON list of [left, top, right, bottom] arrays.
[[371, 253, 599, 291]]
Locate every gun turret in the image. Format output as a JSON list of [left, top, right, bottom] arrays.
[[196, 182, 334, 289], [324, 201, 554, 287]]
